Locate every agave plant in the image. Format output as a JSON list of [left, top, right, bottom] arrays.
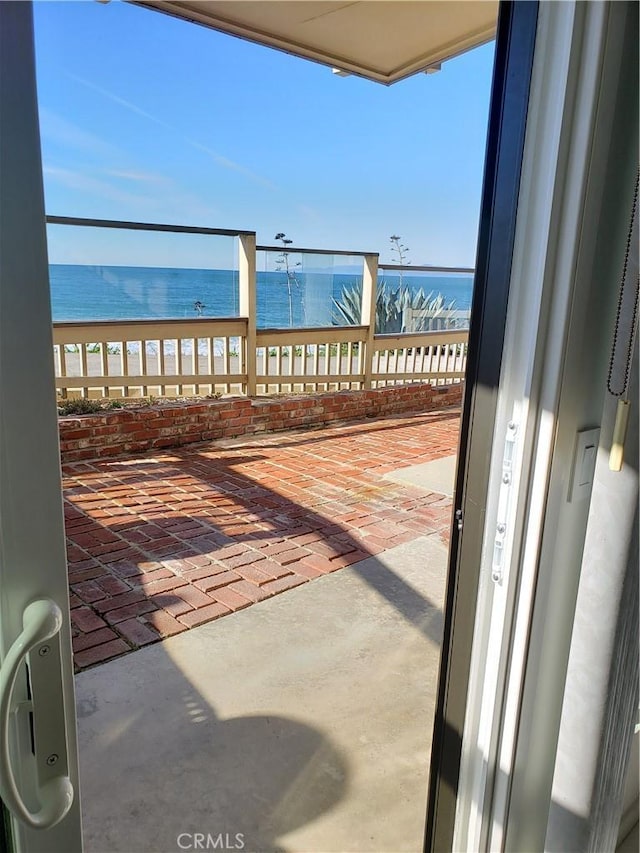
[[333, 281, 456, 334]]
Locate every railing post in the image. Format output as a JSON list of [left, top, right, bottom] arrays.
[[239, 233, 257, 396], [360, 253, 378, 389]]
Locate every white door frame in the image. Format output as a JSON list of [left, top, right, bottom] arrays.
[[453, 1, 637, 850], [0, 3, 82, 852]]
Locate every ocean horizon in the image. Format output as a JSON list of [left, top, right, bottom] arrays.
[[49, 263, 474, 328]]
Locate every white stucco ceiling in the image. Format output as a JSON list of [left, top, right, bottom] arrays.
[[132, 1, 499, 84]]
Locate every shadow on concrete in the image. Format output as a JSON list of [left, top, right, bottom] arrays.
[[77, 660, 349, 853]]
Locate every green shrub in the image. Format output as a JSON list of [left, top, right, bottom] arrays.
[[58, 398, 103, 416]]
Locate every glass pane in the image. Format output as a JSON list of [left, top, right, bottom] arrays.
[[47, 223, 239, 321], [258, 249, 364, 328], [376, 268, 473, 333]]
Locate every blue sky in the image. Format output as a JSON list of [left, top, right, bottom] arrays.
[[34, 0, 494, 269]]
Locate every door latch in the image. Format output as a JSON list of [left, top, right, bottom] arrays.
[[492, 421, 518, 585]]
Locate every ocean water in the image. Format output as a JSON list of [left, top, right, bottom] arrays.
[[49, 264, 473, 328]]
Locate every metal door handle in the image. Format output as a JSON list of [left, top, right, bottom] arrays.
[[0, 599, 74, 829]]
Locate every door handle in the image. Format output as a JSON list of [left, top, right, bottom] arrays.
[[0, 599, 74, 829]]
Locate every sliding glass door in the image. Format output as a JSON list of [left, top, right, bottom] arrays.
[[0, 3, 82, 851]]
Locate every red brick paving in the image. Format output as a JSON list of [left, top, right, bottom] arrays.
[[63, 408, 460, 670]]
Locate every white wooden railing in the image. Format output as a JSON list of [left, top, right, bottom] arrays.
[[53, 318, 247, 398], [372, 331, 467, 387], [53, 320, 467, 398], [48, 217, 470, 399], [255, 326, 368, 394]]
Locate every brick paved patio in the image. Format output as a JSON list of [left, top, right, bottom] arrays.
[[63, 407, 460, 670]]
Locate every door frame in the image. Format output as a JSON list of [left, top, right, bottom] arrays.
[[427, 0, 638, 850], [0, 3, 82, 852], [424, 2, 539, 849]]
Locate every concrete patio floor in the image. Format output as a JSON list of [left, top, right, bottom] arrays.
[[63, 409, 460, 671], [76, 534, 449, 853]]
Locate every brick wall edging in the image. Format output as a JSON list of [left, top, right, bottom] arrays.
[[59, 382, 464, 463]]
